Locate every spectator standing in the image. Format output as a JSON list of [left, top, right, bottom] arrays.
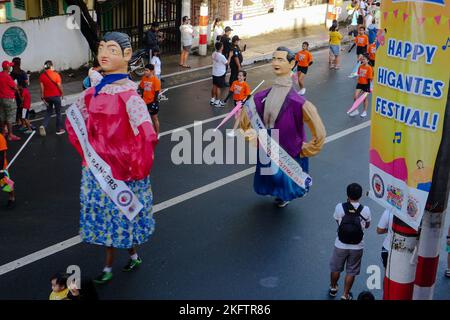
[[145, 22, 162, 62], [221, 26, 233, 86], [10, 57, 28, 125], [18, 84, 34, 134], [139, 64, 161, 135], [228, 35, 243, 86], [367, 18, 378, 46], [212, 18, 224, 44], [295, 41, 313, 95], [0, 61, 20, 141], [210, 42, 228, 107], [329, 22, 343, 69], [151, 48, 167, 101], [179, 16, 194, 68], [329, 183, 371, 300], [376, 209, 394, 269], [39, 60, 65, 136]]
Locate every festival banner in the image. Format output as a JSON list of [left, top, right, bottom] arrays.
[[369, 0, 450, 229]]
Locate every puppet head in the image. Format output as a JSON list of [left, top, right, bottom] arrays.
[[272, 47, 296, 77], [97, 32, 132, 75]]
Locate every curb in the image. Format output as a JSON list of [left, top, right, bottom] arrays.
[[31, 38, 350, 113]]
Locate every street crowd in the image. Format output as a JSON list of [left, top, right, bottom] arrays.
[[0, 0, 448, 301]]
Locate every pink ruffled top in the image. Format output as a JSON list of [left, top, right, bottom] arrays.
[[66, 79, 157, 181]]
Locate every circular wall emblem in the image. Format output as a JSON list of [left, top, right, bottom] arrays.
[[117, 191, 133, 207], [372, 174, 385, 198], [2, 26, 28, 56]]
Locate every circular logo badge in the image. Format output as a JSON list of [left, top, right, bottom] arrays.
[[372, 174, 385, 198], [407, 197, 419, 219], [117, 191, 133, 207], [305, 177, 312, 188], [2, 26, 28, 56]]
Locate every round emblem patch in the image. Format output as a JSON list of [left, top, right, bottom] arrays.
[[2, 26, 28, 56], [372, 174, 385, 198], [117, 190, 133, 207]]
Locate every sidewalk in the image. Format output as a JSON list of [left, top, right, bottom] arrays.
[[29, 24, 349, 111]]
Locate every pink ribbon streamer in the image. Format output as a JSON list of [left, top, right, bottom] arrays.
[[214, 101, 243, 131]]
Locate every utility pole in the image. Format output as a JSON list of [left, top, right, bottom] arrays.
[[413, 81, 450, 299], [383, 217, 419, 300]]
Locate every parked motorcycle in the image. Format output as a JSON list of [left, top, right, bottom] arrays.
[[129, 48, 147, 77]]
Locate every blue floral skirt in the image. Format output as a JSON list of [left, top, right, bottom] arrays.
[[253, 148, 310, 202], [79, 167, 155, 249]]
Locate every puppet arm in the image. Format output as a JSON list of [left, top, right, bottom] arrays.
[[65, 91, 88, 159], [300, 101, 326, 158]]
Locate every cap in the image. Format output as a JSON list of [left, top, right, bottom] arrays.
[[224, 26, 233, 32], [232, 35, 240, 42], [2, 61, 14, 69]]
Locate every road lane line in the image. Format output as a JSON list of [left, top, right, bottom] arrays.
[[0, 120, 370, 276]]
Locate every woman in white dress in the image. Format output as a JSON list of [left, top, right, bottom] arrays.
[[179, 16, 194, 68], [212, 18, 224, 44]]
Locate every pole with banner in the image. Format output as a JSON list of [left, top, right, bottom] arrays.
[[413, 84, 450, 300], [367, 0, 450, 299]]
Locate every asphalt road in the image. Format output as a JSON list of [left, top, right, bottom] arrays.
[[0, 48, 449, 300]]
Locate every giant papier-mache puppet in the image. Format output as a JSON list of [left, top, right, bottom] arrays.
[[241, 46, 326, 208], [66, 32, 158, 284]]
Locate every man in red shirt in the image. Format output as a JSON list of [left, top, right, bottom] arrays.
[[0, 61, 20, 141], [39, 60, 65, 136]]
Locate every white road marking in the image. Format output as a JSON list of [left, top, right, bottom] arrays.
[[0, 120, 370, 276]]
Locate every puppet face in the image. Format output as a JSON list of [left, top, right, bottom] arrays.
[[97, 40, 132, 74], [272, 50, 295, 76]]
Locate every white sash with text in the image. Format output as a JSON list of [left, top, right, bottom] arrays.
[[245, 98, 312, 190], [67, 105, 144, 221]]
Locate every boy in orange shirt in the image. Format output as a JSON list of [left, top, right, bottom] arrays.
[[350, 53, 373, 118], [139, 64, 161, 135], [355, 26, 369, 59], [227, 70, 251, 138], [367, 40, 376, 67], [295, 42, 313, 95], [0, 133, 15, 209]]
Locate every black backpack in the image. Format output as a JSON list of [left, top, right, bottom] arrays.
[[337, 202, 367, 244]]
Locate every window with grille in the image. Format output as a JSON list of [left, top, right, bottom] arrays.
[[42, 0, 59, 17], [14, 0, 25, 10]]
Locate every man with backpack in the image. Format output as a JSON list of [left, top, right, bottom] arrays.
[[329, 183, 371, 300]]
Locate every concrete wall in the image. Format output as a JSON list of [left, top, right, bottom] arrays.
[[189, 2, 350, 47], [0, 15, 90, 72]]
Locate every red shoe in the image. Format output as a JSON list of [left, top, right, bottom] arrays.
[[8, 135, 21, 141]]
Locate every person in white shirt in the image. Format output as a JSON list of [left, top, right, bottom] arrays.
[[212, 18, 224, 44], [179, 16, 194, 68], [377, 209, 394, 269], [151, 48, 167, 101], [210, 42, 228, 107], [329, 183, 371, 300]]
